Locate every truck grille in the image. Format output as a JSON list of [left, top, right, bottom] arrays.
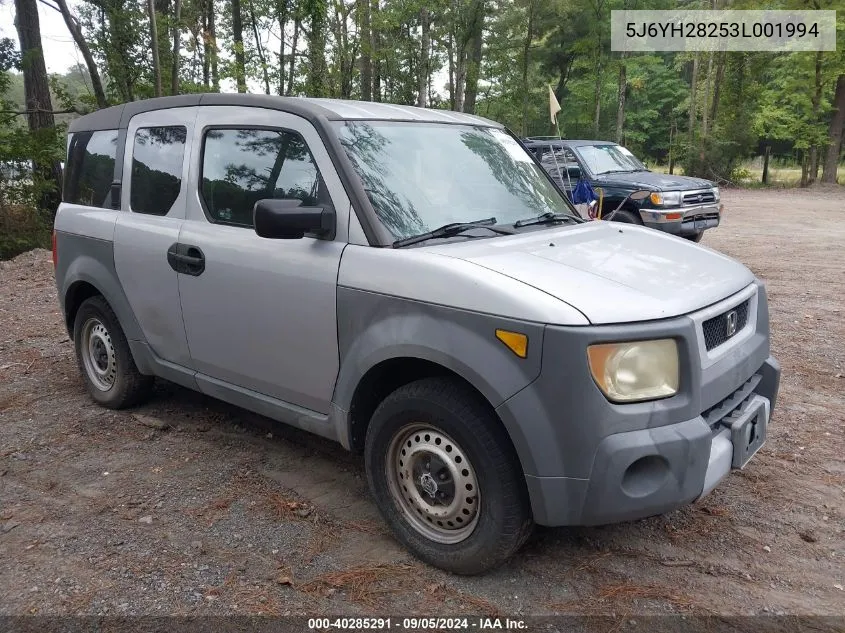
[[682, 190, 716, 205], [702, 300, 749, 351]]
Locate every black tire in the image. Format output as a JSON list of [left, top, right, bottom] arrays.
[[365, 377, 533, 575], [73, 295, 153, 409], [605, 208, 642, 224], [685, 231, 704, 243]]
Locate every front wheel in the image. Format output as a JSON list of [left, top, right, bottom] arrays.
[[685, 231, 704, 243], [604, 208, 642, 224], [365, 378, 533, 575]]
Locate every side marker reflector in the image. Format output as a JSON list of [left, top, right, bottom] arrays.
[[495, 329, 528, 359]]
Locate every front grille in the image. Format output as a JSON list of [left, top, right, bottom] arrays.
[[702, 374, 761, 428], [702, 300, 749, 351], [682, 190, 716, 205]]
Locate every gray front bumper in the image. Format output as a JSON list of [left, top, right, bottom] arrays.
[[495, 283, 779, 527], [519, 358, 778, 526]]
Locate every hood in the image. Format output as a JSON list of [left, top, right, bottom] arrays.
[[426, 223, 754, 324], [593, 170, 713, 191]]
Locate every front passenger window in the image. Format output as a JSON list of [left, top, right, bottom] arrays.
[[201, 128, 325, 227]]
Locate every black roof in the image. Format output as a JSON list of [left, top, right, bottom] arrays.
[[68, 94, 500, 133]]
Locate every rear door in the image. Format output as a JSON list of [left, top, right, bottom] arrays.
[[113, 107, 197, 367]]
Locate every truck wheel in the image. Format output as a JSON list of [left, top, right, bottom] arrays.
[[73, 295, 153, 409], [605, 208, 642, 224], [365, 377, 533, 575], [685, 231, 704, 243]]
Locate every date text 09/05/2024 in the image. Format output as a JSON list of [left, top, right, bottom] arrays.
[[625, 20, 820, 39], [308, 618, 528, 630]]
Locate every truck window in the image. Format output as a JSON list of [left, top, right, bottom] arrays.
[[129, 126, 187, 216], [200, 128, 324, 227], [64, 130, 118, 208]]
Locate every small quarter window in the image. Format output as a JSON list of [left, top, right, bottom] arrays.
[[64, 130, 118, 208], [130, 126, 187, 216], [201, 128, 325, 227]]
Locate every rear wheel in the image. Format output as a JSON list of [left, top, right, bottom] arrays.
[[365, 377, 533, 575], [73, 296, 153, 409]]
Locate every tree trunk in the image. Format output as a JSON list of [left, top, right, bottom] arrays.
[[807, 51, 823, 184], [447, 29, 455, 110], [371, 0, 381, 101], [593, 56, 601, 136], [463, 7, 484, 114], [201, 0, 210, 88], [14, 0, 62, 213], [416, 6, 430, 108], [148, 0, 163, 96], [615, 53, 626, 144], [170, 0, 182, 95], [232, 0, 247, 93], [520, 0, 534, 135], [306, 0, 327, 97], [275, 0, 287, 94], [249, 1, 271, 94], [701, 51, 712, 137], [53, 0, 108, 108], [821, 74, 845, 184], [688, 52, 699, 156], [209, 0, 219, 91], [709, 50, 725, 125], [358, 0, 371, 100], [287, 15, 299, 95]]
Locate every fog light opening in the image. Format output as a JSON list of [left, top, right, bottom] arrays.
[[621, 455, 670, 498]]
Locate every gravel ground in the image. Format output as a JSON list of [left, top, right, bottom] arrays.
[[1, 187, 843, 618]]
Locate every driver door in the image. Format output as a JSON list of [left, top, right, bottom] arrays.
[[176, 106, 351, 414]]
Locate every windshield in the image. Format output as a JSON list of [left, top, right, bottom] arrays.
[[333, 121, 576, 241], [574, 144, 647, 175]]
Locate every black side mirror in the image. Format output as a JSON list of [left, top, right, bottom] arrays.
[[253, 198, 336, 240]]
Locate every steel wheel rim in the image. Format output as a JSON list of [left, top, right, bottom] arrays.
[[386, 424, 480, 544], [80, 317, 117, 391]]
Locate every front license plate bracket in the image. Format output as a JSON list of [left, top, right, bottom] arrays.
[[729, 396, 769, 469]]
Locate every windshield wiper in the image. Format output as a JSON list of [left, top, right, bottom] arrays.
[[392, 217, 515, 248], [513, 212, 582, 229]]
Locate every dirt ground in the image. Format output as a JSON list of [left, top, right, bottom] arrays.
[[1, 187, 843, 620]]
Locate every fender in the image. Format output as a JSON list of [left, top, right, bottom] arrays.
[[56, 232, 149, 368], [331, 286, 545, 451]]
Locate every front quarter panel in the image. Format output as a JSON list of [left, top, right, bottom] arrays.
[[333, 285, 546, 462]]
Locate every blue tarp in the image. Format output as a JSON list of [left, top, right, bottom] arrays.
[[571, 179, 597, 205]]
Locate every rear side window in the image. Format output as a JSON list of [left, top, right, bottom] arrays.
[[64, 130, 118, 208], [130, 126, 187, 216], [200, 128, 325, 227]]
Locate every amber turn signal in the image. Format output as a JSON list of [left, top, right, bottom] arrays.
[[495, 329, 528, 358]]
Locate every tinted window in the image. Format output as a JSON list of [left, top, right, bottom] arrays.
[[64, 130, 118, 208], [130, 126, 187, 216], [201, 128, 324, 227]]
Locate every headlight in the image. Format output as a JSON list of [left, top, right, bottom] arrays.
[[712, 187, 720, 201], [587, 339, 679, 403], [648, 191, 681, 207]]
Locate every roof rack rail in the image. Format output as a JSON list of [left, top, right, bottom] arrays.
[[524, 136, 563, 141]]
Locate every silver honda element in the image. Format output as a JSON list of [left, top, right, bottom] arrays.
[[54, 95, 780, 574]]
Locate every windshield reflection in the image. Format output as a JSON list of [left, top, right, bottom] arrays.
[[333, 121, 575, 241], [574, 144, 647, 175]]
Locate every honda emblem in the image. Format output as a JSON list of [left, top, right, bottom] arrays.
[[726, 310, 738, 337]]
